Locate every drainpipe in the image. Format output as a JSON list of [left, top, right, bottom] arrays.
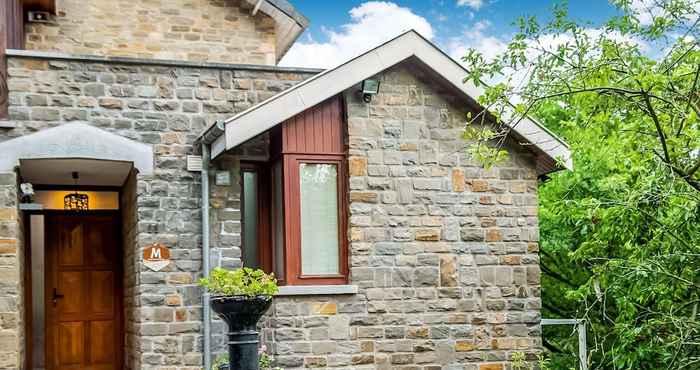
[[199, 121, 224, 370], [201, 142, 212, 370]]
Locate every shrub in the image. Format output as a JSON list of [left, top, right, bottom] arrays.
[[199, 267, 278, 297]]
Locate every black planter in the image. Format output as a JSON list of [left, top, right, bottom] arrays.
[[211, 295, 273, 370]]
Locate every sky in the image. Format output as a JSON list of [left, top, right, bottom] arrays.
[[279, 0, 623, 68]]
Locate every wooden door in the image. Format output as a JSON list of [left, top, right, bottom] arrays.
[[46, 214, 122, 370]]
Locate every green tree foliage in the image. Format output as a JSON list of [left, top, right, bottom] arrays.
[[461, 1, 700, 368], [539, 101, 700, 369]]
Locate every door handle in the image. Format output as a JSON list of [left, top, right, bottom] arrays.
[[52, 288, 64, 306]]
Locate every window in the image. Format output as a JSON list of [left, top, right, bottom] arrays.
[[239, 96, 348, 285], [240, 164, 271, 273], [242, 170, 260, 269], [300, 163, 340, 275], [240, 156, 348, 285], [284, 156, 348, 285]]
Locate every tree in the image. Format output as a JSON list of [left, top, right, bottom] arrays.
[[462, 0, 699, 192], [461, 1, 700, 368]]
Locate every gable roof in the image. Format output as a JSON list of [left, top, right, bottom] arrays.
[[201, 30, 572, 175], [243, 0, 310, 62]]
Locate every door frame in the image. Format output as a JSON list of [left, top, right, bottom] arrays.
[[23, 210, 124, 370]]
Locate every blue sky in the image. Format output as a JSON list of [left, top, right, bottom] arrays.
[[280, 0, 623, 68]]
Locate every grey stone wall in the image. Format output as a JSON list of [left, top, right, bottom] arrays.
[[259, 61, 542, 370], [0, 53, 543, 370], [24, 0, 278, 65], [0, 172, 21, 370], [0, 54, 316, 370], [121, 169, 140, 369]]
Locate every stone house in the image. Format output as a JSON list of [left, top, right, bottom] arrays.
[[0, 1, 572, 370]]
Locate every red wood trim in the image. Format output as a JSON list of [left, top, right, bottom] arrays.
[[0, 0, 23, 119], [22, 0, 56, 14], [283, 154, 348, 286], [281, 96, 344, 155], [269, 159, 286, 285]]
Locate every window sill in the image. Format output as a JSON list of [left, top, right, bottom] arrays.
[[0, 121, 16, 129], [276, 285, 358, 296]]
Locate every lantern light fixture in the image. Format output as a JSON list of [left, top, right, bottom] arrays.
[[64, 171, 89, 211]]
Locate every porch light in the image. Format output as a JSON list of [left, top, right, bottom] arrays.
[[64, 171, 88, 211], [361, 78, 381, 103]]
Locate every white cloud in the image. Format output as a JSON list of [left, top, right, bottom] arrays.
[[447, 21, 650, 89], [279, 2, 434, 69], [627, 0, 700, 26], [628, 0, 658, 25], [457, 0, 484, 10], [446, 20, 508, 63]]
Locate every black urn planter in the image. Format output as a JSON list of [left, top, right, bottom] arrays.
[[211, 295, 273, 370]]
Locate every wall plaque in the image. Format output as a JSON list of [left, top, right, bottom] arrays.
[[143, 243, 171, 271]]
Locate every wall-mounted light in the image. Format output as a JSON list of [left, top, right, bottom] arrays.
[[361, 79, 381, 103], [64, 171, 88, 211]]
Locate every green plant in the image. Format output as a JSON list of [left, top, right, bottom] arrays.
[[199, 267, 279, 297], [512, 351, 554, 370], [212, 353, 228, 370], [211, 346, 282, 370]]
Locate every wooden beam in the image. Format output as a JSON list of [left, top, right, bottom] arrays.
[[21, 0, 55, 14], [0, 0, 23, 120]]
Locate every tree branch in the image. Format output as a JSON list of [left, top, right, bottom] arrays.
[[677, 62, 700, 136], [643, 92, 672, 163]]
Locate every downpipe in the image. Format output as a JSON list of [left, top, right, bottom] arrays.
[[201, 143, 212, 370]]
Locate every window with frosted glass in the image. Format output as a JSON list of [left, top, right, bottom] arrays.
[[242, 171, 260, 269], [299, 163, 340, 275]]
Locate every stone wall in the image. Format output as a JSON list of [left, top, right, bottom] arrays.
[[0, 52, 543, 369], [259, 61, 543, 370], [0, 53, 316, 370], [0, 172, 21, 370], [24, 0, 278, 65], [121, 169, 140, 370]]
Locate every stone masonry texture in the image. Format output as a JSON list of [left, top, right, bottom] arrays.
[[0, 173, 22, 370], [0, 54, 316, 370], [0, 55, 543, 369], [250, 61, 543, 370], [24, 0, 278, 65]]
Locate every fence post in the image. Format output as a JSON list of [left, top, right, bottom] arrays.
[[541, 319, 588, 370], [578, 320, 587, 370]]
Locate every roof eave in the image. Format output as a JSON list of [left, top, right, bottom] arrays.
[[244, 0, 310, 63], [201, 30, 572, 175]]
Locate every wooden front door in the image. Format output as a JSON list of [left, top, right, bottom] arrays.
[[46, 214, 123, 370]]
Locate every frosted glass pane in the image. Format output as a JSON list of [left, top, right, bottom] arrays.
[[242, 171, 260, 269], [31, 215, 46, 369], [300, 163, 339, 275], [272, 161, 285, 278]]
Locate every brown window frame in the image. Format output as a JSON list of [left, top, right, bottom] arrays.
[[239, 97, 348, 286], [240, 155, 348, 286], [269, 158, 287, 286], [283, 154, 348, 286], [240, 162, 272, 273]]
